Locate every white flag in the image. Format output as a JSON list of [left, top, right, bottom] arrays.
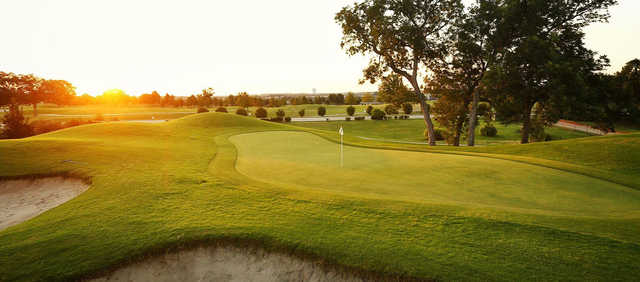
[[339, 126, 344, 136]]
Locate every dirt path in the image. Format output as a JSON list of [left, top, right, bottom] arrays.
[[553, 119, 606, 135], [0, 177, 89, 231]]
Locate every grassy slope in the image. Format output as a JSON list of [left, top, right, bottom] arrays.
[[0, 113, 639, 281]]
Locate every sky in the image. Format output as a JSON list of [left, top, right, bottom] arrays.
[[1, 0, 638, 97]]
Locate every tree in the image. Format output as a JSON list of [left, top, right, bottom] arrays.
[[401, 103, 413, 115], [377, 75, 416, 107], [317, 106, 326, 117], [236, 92, 251, 108], [345, 92, 359, 105], [186, 95, 198, 107], [336, 0, 463, 145], [361, 93, 374, 103], [484, 0, 616, 144], [161, 94, 175, 107], [298, 109, 305, 117], [432, 94, 468, 146], [619, 59, 640, 120], [276, 109, 286, 118], [255, 107, 268, 118], [198, 88, 215, 107], [1, 104, 32, 139], [366, 105, 373, 115], [346, 106, 356, 116], [0, 72, 42, 110], [427, 0, 501, 146]]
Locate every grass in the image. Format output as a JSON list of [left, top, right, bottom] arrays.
[[0, 113, 639, 281], [295, 119, 591, 145]]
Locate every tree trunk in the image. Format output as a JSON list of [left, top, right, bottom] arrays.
[[452, 116, 465, 146], [418, 97, 436, 146], [520, 103, 533, 144], [32, 103, 37, 117], [408, 79, 436, 146], [467, 90, 479, 146]]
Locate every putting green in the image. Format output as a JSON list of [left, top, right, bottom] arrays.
[[231, 131, 640, 217]]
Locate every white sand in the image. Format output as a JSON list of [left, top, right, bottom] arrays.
[[92, 245, 368, 282], [0, 177, 88, 231]]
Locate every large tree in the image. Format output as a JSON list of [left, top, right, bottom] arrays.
[[428, 0, 502, 146], [336, 0, 463, 145], [484, 0, 615, 143], [377, 74, 416, 107]]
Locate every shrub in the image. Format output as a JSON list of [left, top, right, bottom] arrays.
[[215, 107, 227, 113], [355, 116, 365, 121], [477, 102, 491, 117], [480, 125, 498, 137], [235, 108, 248, 116], [284, 116, 291, 122], [366, 105, 373, 115], [345, 117, 351, 121], [346, 106, 355, 116], [384, 105, 398, 115], [31, 120, 64, 135], [529, 121, 549, 142], [197, 107, 210, 113], [317, 106, 326, 117], [371, 109, 386, 120], [424, 129, 445, 141], [270, 116, 284, 122], [1, 106, 33, 139], [298, 109, 305, 117], [254, 107, 267, 118], [401, 103, 413, 115], [276, 109, 286, 118]]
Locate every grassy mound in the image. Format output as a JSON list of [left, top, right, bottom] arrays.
[[0, 113, 639, 281]]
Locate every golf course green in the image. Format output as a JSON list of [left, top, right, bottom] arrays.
[[1, 113, 639, 281]]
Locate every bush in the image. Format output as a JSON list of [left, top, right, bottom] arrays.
[[276, 109, 286, 118], [345, 117, 351, 121], [1, 106, 33, 139], [298, 109, 305, 117], [317, 106, 326, 117], [197, 107, 210, 113], [424, 129, 445, 141], [529, 119, 549, 142], [384, 105, 399, 115], [215, 107, 227, 113], [480, 125, 498, 137], [235, 108, 248, 116], [255, 107, 267, 118], [366, 105, 373, 115], [346, 106, 355, 116], [31, 120, 64, 135], [401, 103, 413, 115], [284, 116, 292, 122], [355, 116, 365, 121], [371, 109, 386, 120], [269, 116, 284, 122]]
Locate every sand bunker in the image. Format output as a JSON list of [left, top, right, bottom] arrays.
[[0, 177, 88, 231], [92, 245, 381, 282]]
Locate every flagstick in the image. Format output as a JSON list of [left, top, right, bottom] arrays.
[[340, 132, 343, 168]]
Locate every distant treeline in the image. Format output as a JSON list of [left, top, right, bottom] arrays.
[[0, 73, 372, 111]]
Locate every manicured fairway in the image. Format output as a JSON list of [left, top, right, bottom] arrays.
[[1, 113, 639, 281], [231, 131, 640, 217]]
